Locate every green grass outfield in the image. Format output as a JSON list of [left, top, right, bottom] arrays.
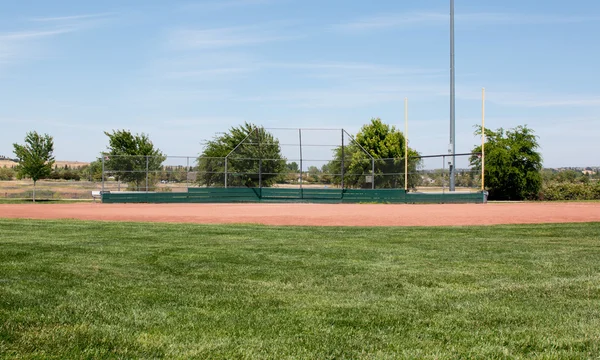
[[1, 220, 599, 359]]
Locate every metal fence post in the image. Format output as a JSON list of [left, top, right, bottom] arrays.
[[442, 155, 446, 194], [259, 159, 262, 188], [224, 157, 228, 188], [299, 129, 303, 190], [372, 158, 375, 190], [341, 129, 345, 189], [186, 156, 189, 189], [101, 155, 105, 194], [145, 155, 149, 193]]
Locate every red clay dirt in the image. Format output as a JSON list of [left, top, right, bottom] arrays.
[[0, 202, 599, 226]]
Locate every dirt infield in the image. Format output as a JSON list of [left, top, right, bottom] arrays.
[[1, 202, 599, 226]]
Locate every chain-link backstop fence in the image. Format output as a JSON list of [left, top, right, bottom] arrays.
[[0, 128, 482, 200], [101, 152, 481, 193]]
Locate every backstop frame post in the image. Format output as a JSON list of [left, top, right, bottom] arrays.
[[341, 129, 345, 189], [101, 154, 105, 194], [145, 155, 149, 193], [482, 87, 486, 191], [299, 128, 303, 190], [405, 97, 409, 192], [259, 159, 262, 189], [442, 155, 446, 193], [372, 158, 375, 190], [224, 157, 228, 188]]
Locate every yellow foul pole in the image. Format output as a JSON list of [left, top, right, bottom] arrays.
[[404, 97, 408, 191], [481, 88, 486, 191]]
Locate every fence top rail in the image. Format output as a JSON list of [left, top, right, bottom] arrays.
[[101, 153, 480, 160], [412, 152, 480, 159], [262, 127, 345, 131]]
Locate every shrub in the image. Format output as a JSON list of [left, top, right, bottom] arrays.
[[0, 166, 15, 180], [539, 182, 600, 201]]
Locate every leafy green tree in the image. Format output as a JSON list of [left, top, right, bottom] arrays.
[[13, 131, 55, 202], [103, 130, 166, 191], [555, 170, 585, 184], [0, 166, 16, 181], [307, 166, 322, 183], [471, 125, 542, 200], [320, 163, 333, 184], [328, 118, 421, 189], [81, 160, 103, 182], [197, 123, 286, 187], [286, 162, 299, 172]]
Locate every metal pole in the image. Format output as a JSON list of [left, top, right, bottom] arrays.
[[341, 129, 345, 189], [259, 159, 262, 188], [101, 155, 105, 194], [371, 158, 375, 190], [442, 155, 446, 193], [186, 156, 189, 189], [482, 87, 486, 191], [405, 97, 409, 191], [145, 155, 149, 193], [299, 129, 303, 190], [449, 0, 456, 191], [224, 157, 228, 188], [258, 127, 261, 189]]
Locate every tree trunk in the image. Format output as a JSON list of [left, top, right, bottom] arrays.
[[33, 180, 36, 203]]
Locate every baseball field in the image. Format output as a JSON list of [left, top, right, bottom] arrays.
[[1, 203, 600, 358]]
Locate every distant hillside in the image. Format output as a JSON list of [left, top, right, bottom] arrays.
[[0, 159, 17, 168], [54, 161, 90, 169], [0, 160, 90, 169]]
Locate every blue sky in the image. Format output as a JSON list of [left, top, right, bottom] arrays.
[[1, 0, 599, 168]]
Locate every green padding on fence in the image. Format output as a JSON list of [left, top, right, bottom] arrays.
[[102, 188, 486, 204], [406, 192, 485, 204], [342, 189, 406, 203], [301, 189, 343, 199], [102, 192, 191, 204], [188, 187, 260, 202], [260, 188, 301, 199]]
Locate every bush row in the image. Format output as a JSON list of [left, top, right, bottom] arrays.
[[539, 182, 600, 201]]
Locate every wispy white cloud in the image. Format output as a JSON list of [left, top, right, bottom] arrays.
[[429, 86, 600, 109], [165, 67, 255, 79], [491, 93, 600, 108], [167, 23, 301, 50], [163, 116, 245, 127], [239, 85, 428, 109], [334, 12, 600, 32], [334, 12, 446, 31], [180, 0, 280, 11], [0, 116, 116, 131], [460, 90, 600, 108], [0, 28, 71, 68], [29, 13, 115, 22], [0, 12, 114, 68], [0, 28, 74, 41], [154, 51, 443, 81], [266, 61, 442, 74]]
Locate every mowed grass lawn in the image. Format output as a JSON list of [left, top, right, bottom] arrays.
[[1, 220, 599, 359]]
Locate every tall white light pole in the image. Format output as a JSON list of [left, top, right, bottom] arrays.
[[449, 0, 456, 191]]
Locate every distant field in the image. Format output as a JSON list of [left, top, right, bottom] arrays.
[[1, 220, 599, 358], [0, 180, 101, 200], [0, 180, 188, 200]]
